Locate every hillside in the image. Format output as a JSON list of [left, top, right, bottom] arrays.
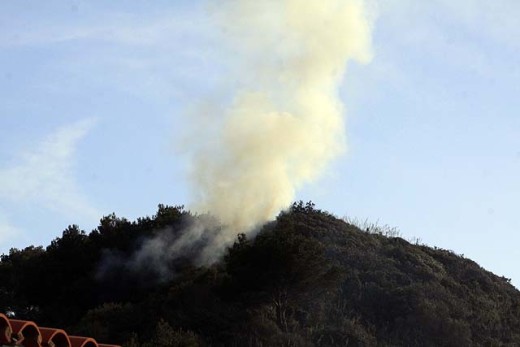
[[1, 202, 519, 346]]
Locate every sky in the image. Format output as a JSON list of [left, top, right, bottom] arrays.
[[0, 1, 519, 286]]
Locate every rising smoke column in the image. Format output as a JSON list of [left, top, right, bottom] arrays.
[[190, 0, 373, 238], [98, 0, 374, 279]]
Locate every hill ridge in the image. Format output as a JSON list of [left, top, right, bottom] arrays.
[[1, 202, 519, 346]]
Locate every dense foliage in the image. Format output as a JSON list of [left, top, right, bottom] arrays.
[[1, 202, 519, 346]]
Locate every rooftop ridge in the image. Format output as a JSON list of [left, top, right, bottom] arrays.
[[0, 313, 120, 347]]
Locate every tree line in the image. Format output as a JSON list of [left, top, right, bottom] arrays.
[[1, 202, 519, 346]]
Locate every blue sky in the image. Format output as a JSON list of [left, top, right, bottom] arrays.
[[1, 1, 519, 286]]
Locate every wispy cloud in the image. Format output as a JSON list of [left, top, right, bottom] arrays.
[[375, 0, 520, 50], [0, 118, 99, 224], [0, 7, 221, 104], [435, 0, 520, 49], [0, 9, 211, 48], [351, 0, 520, 100]]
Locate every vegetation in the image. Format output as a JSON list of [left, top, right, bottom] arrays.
[[1, 202, 519, 346]]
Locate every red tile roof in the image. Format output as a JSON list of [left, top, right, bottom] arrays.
[[0, 313, 120, 347]]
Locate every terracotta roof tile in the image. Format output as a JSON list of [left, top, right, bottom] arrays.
[[9, 319, 42, 347], [39, 327, 71, 347], [69, 336, 99, 347], [0, 313, 12, 344]]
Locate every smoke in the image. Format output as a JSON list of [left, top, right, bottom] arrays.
[[96, 214, 222, 283], [189, 1, 373, 241], [98, 0, 373, 281]]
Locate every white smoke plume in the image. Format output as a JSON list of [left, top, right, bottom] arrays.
[[97, 214, 221, 282], [189, 0, 373, 251], [99, 0, 374, 279]]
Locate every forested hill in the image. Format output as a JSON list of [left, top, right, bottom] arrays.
[[1, 202, 519, 346]]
